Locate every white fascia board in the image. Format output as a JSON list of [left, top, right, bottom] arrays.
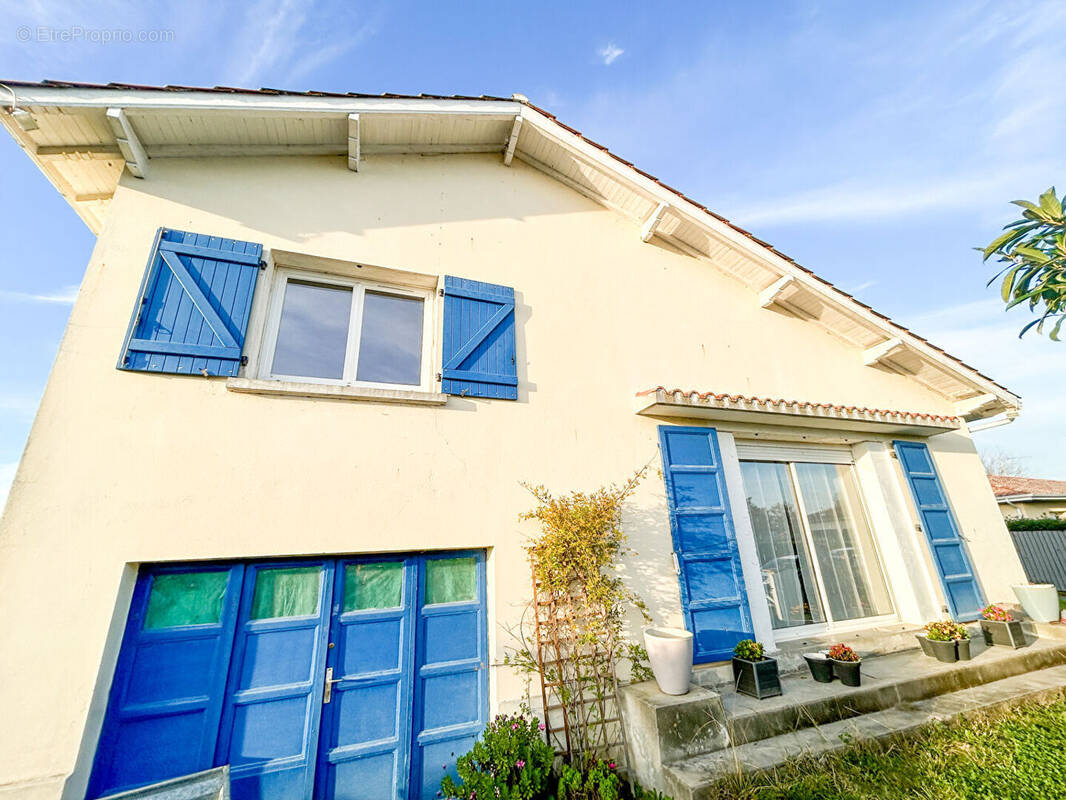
[[6, 85, 522, 116], [519, 105, 1020, 412]]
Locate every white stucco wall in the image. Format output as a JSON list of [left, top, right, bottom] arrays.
[[0, 153, 1024, 799]]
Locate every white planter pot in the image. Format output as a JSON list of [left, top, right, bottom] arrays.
[[1012, 583, 1060, 623], [643, 627, 693, 695]]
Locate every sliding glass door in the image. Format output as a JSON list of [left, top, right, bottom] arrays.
[[741, 459, 893, 631]]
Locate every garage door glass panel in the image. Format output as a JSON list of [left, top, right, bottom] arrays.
[[144, 571, 228, 628], [250, 566, 322, 619], [425, 557, 476, 604], [344, 561, 403, 611]]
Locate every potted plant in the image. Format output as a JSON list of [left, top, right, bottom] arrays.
[[643, 627, 693, 695], [914, 630, 935, 657], [803, 651, 834, 683], [923, 621, 964, 663], [954, 623, 973, 661], [980, 604, 1026, 649], [731, 639, 782, 699], [827, 643, 861, 687]]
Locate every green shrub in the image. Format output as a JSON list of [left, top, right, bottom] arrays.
[[557, 760, 624, 800], [733, 639, 765, 661], [440, 712, 555, 800], [1006, 517, 1066, 530]]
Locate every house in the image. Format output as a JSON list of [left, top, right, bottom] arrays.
[[0, 81, 1028, 800], [989, 475, 1066, 520]]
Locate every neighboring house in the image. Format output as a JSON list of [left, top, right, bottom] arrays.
[[989, 475, 1066, 520], [0, 81, 1027, 800]]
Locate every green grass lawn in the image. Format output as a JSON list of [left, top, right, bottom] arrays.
[[704, 699, 1066, 800]]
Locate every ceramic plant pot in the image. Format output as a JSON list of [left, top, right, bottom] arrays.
[[981, 619, 1026, 649], [643, 627, 693, 695], [732, 657, 783, 699], [956, 636, 972, 661], [1012, 583, 1060, 623], [928, 638, 958, 664], [915, 633, 935, 657], [831, 659, 862, 687], [804, 652, 834, 683]]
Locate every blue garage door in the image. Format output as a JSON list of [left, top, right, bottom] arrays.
[[89, 553, 487, 800]]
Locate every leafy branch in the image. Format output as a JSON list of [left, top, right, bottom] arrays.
[[982, 186, 1066, 340]]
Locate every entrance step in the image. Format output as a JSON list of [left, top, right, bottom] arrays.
[[663, 663, 1066, 800], [621, 635, 1066, 796]]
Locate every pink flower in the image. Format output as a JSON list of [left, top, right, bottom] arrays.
[[608, 761, 616, 769], [511, 723, 519, 729], [538, 723, 546, 731], [515, 760, 525, 768]]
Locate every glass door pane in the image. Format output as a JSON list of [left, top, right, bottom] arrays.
[[741, 461, 826, 629], [794, 463, 893, 622]]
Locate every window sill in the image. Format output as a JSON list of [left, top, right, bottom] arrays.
[[226, 377, 448, 406]]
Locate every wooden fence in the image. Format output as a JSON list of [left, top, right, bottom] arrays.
[[1011, 529, 1066, 591]]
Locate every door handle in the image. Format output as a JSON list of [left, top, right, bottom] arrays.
[[323, 667, 342, 704]]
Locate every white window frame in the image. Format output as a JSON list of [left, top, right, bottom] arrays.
[[257, 267, 436, 393], [737, 445, 899, 640]]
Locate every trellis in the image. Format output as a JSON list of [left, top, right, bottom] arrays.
[[529, 558, 630, 773]]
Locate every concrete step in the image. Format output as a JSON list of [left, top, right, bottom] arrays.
[[719, 634, 1066, 747], [663, 663, 1066, 800], [621, 635, 1066, 795]]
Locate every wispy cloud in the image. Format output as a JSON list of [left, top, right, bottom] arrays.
[[0, 285, 78, 304], [845, 279, 876, 295], [226, 0, 385, 88], [598, 43, 624, 66]]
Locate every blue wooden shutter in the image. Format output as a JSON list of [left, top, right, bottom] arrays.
[[894, 441, 985, 621], [441, 276, 517, 399], [119, 228, 263, 377], [659, 426, 753, 663]]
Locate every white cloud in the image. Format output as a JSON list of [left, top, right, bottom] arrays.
[[0, 462, 15, 514], [598, 43, 624, 66], [0, 285, 78, 304], [844, 279, 876, 295]]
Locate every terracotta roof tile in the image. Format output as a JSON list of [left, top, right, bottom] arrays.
[[988, 475, 1066, 498], [638, 387, 960, 425]]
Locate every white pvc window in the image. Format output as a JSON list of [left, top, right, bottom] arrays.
[[740, 459, 894, 632], [260, 269, 433, 391]]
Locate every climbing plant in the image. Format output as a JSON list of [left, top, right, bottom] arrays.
[[505, 467, 651, 775]]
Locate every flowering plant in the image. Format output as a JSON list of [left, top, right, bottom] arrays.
[[924, 620, 970, 641], [827, 643, 860, 662], [733, 639, 766, 661], [982, 604, 1014, 622], [440, 711, 554, 800]]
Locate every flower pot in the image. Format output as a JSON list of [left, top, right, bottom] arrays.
[[732, 656, 782, 699], [643, 627, 693, 695], [915, 633, 935, 657], [804, 652, 834, 683], [927, 638, 958, 663], [831, 659, 861, 687], [1013, 583, 1060, 623], [981, 619, 1026, 649], [956, 636, 972, 661]]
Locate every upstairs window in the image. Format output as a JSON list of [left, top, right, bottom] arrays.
[[260, 270, 432, 390]]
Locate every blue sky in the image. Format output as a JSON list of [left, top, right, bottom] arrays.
[[1, 1, 1064, 508]]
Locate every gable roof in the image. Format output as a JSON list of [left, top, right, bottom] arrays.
[[989, 475, 1066, 501], [0, 79, 1020, 420]]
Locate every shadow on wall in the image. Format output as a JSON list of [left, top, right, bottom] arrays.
[[618, 483, 681, 642], [115, 154, 603, 246]]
